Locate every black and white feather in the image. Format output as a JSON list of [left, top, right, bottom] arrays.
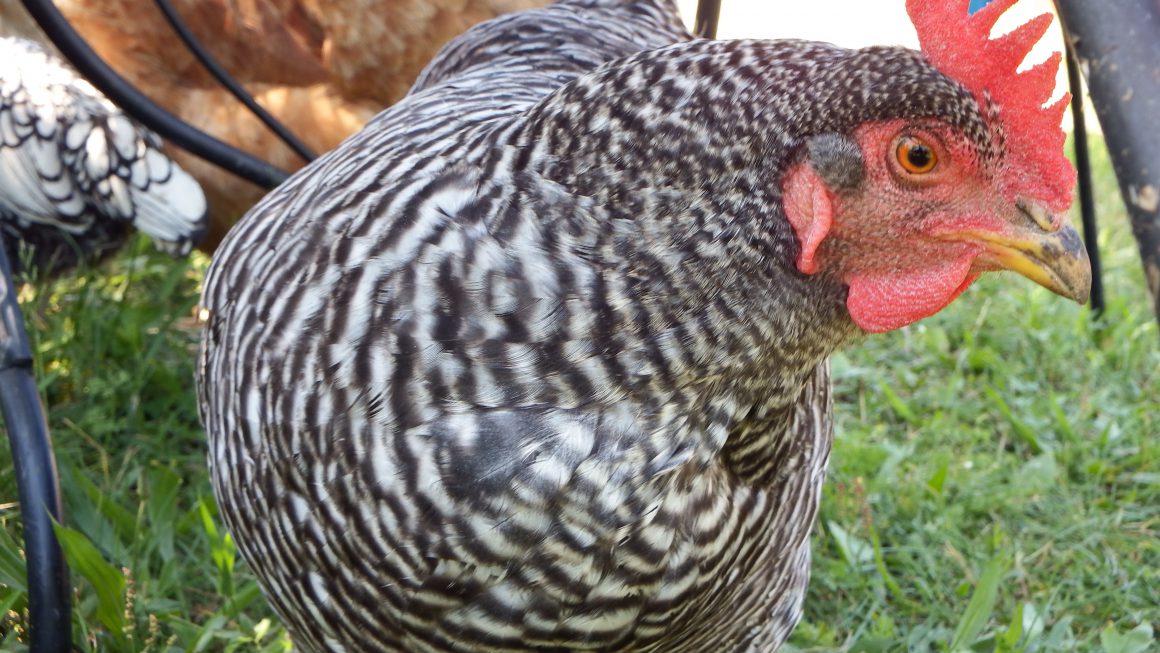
[[0, 37, 206, 273], [198, 0, 988, 651]]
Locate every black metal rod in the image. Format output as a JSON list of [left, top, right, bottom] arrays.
[[694, 0, 722, 39], [152, 0, 317, 164], [20, 0, 290, 190], [1065, 45, 1104, 316], [0, 236, 71, 653], [1055, 0, 1160, 330]]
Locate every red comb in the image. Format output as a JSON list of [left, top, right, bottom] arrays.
[[907, 0, 1075, 212]]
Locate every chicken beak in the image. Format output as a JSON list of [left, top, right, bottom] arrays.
[[951, 200, 1092, 304]]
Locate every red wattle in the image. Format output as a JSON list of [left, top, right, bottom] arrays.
[[844, 254, 980, 333]]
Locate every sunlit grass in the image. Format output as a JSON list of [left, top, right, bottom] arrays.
[[0, 244, 288, 652]]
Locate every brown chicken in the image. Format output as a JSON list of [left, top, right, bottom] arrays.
[[0, 0, 550, 250]]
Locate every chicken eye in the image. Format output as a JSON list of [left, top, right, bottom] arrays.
[[895, 137, 937, 174]]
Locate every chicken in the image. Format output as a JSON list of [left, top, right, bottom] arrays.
[[196, 0, 1091, 651], [1, 0, 551, 251], [0, 36, 206, 274]]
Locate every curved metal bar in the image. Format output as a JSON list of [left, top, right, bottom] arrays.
[[152, 0, 318, 164], [0, 236, 71, 653], [20, 0, 290, 190], [1056, 0, 1160, 329], [694, 0, 722, 39], [1065, 45, 1104, 316]]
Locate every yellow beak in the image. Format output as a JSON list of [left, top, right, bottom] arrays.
[[953, 201, 1092, 304]]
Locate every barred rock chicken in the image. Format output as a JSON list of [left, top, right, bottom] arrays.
[[197, 0, 1091, 651], [0, 36, 206, 274], [0, 0, 550, 251]]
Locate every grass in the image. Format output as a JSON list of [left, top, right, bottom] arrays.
[[0, 248, 284, 652], [0, 135, 1157, 652]]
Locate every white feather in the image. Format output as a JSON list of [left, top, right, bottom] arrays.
[[0, 37, 207, 265]]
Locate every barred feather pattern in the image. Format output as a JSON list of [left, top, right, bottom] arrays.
[[199, 1, 992, 651], [0, 37, 206, 273]]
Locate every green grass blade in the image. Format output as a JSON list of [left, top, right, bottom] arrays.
[[0, 525, 29, 593], [877, 380, 920, 426], [983, 386, 1047, 455], [52, 521, 127, 641], [69, 467, 138, 545], [144, 466, 182, 562], [948, 553, 1007, 652], [1099, 623, 1155, 653]]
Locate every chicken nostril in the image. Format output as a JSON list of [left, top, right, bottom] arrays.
[[1016, 199, 1057, 232]]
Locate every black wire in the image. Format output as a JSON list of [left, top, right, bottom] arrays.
[[694, 0, 722, 39], [20, 0, 290, 190], [152, 0, 318, 163], [1065, 45, 1105, 316], [0, 235, 71, 653]]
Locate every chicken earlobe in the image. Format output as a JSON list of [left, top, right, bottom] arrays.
[[781, 133, 865, 277], [781, 163, 834, 277]]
